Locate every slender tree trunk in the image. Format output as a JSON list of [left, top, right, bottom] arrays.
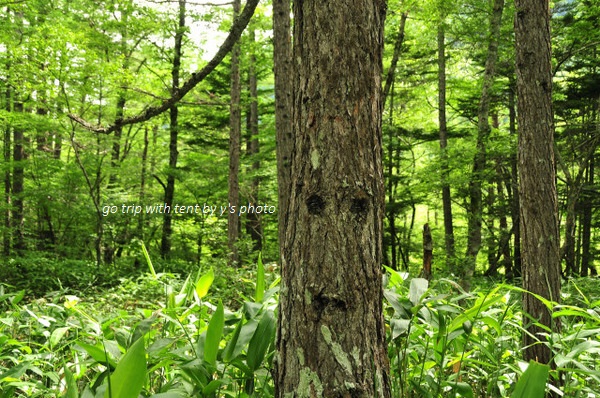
[[508, 78, 521, 277], [3, 73, 11, 256], [382, 11, 407, 106], [138, 126, 149, 239], [227, 0, 242, 267], [245, 27, 262, 252], [161, 0, 186, 259], [437, 18, 456, 272], [515, 0, 561, 369], [273, 0, 292, 255], [580, 152, 595, 276], [275, 1, 390, 396], [12, 101, 25, 254], [464, 0, 504, 289]]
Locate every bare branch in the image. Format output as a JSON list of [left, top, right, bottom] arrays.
[[68, 0, 260, 134]]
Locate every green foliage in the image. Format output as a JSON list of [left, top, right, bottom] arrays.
[[383, 268, 600, 397]]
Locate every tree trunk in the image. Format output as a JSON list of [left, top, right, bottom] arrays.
[[422, 223, 433, 280], [3, 78, 11, 256], [273, 0, 293, 254], [464, 0, 504, 289], [508, 78, 522, 277], [227, 0, 242, 267], [437, 10, 456, 273], [515, 0, 561, 368], [12, 101, 25, 254], [580, 154, 594, 276], [275, 1, 391, 396], [245, 27, 262, 252], [161, 0, 186, 259]]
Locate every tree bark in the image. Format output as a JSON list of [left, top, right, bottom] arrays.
[[275, 1, 390, 396], [161, 0, 186, 259], [437, 17, 456, 272], [12, 101, 25, 254], [515, 0, 561, 368], [273, 0, 293, 253], [228, 0, 241, 267]]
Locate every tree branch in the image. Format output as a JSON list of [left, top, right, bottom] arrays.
[[68, 0, 260, 134]]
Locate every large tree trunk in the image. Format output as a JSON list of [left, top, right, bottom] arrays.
[[227, 0, 242, 267], [464, 0, 504, 289], [515, 0, 561, 368], [274, 1, 391, 396], [437, 16, 456, 272], [273, 0, 293, 253], [161, 0, 186, 259]]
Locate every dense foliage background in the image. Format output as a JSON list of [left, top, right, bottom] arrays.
[[1, 0, 599, 396]]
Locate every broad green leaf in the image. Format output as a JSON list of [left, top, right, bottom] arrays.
[[50, 327, 70, 349], [76, 342, 117, 369], [255, 253, 265, 303], [63, 365, 78, 398], [202, 379, 223, 395], [104, 337, 147, 398], [204, 300, 224, 366], [448, 381, 473, 398], [409, 278, 428, 306], [247, 310, 276, 371], [195, 268, 215, 299], [511, 361, 549, 398], [224, 318, 259, 362]]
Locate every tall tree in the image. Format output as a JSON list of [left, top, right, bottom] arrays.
[[437, 4, 456, 271], [274, 0, 390, 396], [228, 0, 242, 267], [514, 0, 561, 368], [464, 0, 504, 289], [161, 0, 186, 259], [272, 0, 292, 252]]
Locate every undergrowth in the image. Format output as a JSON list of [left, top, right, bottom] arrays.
[[1, 256, 599, 397]]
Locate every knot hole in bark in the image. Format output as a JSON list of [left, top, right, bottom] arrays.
[[314, 292, 347, 319], [306, 194, 325, 215]]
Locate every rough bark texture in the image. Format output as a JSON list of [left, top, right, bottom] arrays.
[[274, 1, 391, 396], [161, 0, 185, 259], [515, 0, 561, 367], [12, 101, 25, 254], [273, 0, 293, 251], [437, 20, 456, 271], [228, 0, 241, 267], [464, 0, 504, 289]]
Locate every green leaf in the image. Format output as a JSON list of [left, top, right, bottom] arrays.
[[246, 310, 276, 372], [409, 278, 428, 306], [448, 381, 473, 398], [204, 300, 224, 366], [202, 379, 223, 395], [141, 242, 156, 279], [104, 337, 147, 398], [195, 268, 215, 299], [63, 365, 78, 398], [50, 327, 70, 349], [511, 361, 549, 398], [255, 253, 265, 303], [223, 318, 259, 362], [76, 342, 117, 369]]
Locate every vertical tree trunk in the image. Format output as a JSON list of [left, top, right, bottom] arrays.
[[138, 126, 149, 240], [515, 0, 561, 368], [272, 0, 292, 254], [228, 0, 242, 267], [12, 101, 25, 254], [3, 78, 11, 256], [464, 0, 504, 289], [437, 10, 456, 273], [161, 0, 186, 259], [508, 78, 522, 277], [245, 27, 262, 252], [422, 223, 433, 280], [580, 155, 594, 276], [275, 1, 390, 396]]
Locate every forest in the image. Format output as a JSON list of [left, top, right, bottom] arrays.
[[1, 0, 600, 396]]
